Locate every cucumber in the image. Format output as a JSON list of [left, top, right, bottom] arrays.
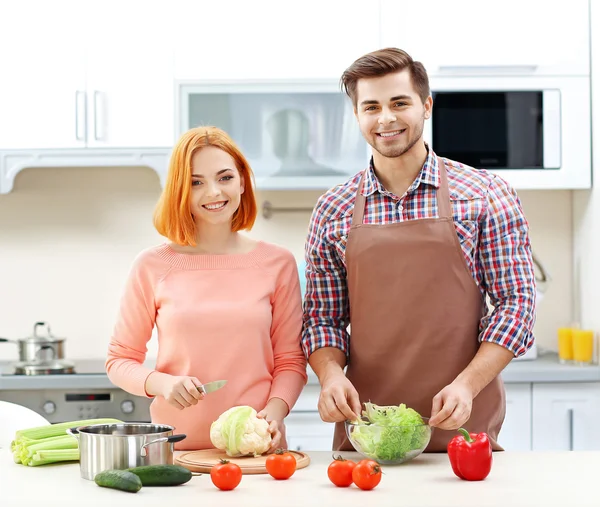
[[126, 464, 192, 486], [94, 469, 142, 493]]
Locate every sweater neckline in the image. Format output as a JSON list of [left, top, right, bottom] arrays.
[[155, 241, 271, 269]]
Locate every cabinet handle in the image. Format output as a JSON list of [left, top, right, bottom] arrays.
[[93, 91, 104, 141], [568, 408, 574, 451], [75, 91, 86, 141]]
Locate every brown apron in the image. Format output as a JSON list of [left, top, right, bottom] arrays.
[[333, 158, 505, 452]]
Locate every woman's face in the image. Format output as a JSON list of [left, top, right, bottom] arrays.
[[189, 146, 244, 228]]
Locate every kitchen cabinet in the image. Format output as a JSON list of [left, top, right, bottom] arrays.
[[0, 0, 86, 150], [0, 0, 176, 151], [498, 383, 532, 451], [532, 383, 600, 451], [380, 0, 590, 77], [173, 0, 380, 80], [81, 3, 175, 149], [289, 379, 600, 453], [286, 384, 334, 451], [286, 412, 335, 452]]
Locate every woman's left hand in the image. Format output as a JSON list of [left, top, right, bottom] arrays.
[[258, 414, 286, 452], [257, 398, 289, 452]]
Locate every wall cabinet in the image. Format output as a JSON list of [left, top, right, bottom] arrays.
[[173, 0, 380, 81], [380, 0, 590, 77], [0, 0, 175, 151], [0, 1, 86, 150]]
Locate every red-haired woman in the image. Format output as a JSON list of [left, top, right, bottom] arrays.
[[105, 126, 307, 451]]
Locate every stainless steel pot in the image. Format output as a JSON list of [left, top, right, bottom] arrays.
[[0, 322, 65, 363], [67, 423, 186, 480]]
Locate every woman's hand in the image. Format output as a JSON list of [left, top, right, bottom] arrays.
[[145, 372, 205, 410], [257, 397, 289, 452]]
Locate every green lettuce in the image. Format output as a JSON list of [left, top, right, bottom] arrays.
[[349, 402, 430, 462]]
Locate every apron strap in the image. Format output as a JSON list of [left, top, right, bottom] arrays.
[[351, 170, 368, 226], [354, 158, 452, 224], [436, 157, 452, 219]]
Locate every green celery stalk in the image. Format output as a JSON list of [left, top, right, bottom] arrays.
[[29, 449, 80, 467], [15, 418, 122, 440], [21, 435, 78, 465]]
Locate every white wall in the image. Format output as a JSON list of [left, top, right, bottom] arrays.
[[572, 0, 600, 350], [0, 165, 571, 362]]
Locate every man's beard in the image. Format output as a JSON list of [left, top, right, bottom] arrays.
[[370, 120, 424, 159]]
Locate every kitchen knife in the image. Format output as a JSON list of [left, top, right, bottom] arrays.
[[198, 379, 227, 395]]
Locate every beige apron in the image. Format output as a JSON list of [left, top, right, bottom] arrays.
[[333, 158, 505, 452]]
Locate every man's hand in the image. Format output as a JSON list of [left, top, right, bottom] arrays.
[[318, 370, 362, 423], [428, 380, 474, 430]]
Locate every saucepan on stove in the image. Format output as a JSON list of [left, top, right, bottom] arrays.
[[67, 423, 187, 480], [0, 321, 66, 364]]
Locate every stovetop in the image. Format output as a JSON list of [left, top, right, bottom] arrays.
[[0, 358, 156, 376]]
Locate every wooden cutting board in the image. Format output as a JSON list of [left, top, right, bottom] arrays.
[[175, 449, 310, 475]]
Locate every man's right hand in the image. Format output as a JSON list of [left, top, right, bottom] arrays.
[[318, 371, 362, 423]]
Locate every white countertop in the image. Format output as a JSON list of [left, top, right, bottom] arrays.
[[1, 448, 599, 506], [1, 351, 599, 391]]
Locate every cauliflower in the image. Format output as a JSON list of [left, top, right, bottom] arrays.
[[210, 405, 271, 457]]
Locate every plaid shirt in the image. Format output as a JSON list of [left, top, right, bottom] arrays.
[[301, 148, 537, 359]]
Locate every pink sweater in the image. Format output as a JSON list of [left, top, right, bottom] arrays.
[[106, 241, 308, 450]]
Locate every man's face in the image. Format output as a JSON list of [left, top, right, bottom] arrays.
[[354, 69, 432, 159]]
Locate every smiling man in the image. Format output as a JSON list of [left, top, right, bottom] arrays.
[[301, 48, 537, 452]]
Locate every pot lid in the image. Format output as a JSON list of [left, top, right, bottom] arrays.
[[20, 322, 64, 343]]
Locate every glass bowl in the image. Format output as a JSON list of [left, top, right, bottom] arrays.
[[345, 417, 432, 465]]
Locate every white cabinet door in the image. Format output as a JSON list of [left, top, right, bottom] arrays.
[[532, 383, 600, 451], [84, 2, 175, 148], [0, 0, 87, 149], [380, 0, 590, 77], [498, 383, 532, 451], [173, 0, 380, 80], [285, 412, 335, 452]]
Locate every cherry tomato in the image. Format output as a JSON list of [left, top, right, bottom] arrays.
[[351, 459, 382, 490], [265, 449, 297, 480], [327, 455, 356, 487], [210, 459, 242, 490]]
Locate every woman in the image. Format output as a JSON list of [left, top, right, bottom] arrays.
[[106, 126, 308, 451]]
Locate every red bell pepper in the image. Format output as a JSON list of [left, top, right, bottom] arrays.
[[447, 428, 493, 481]]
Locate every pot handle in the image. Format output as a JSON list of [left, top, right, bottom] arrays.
[[140, 434, 186, 457], [66, 427, 80, 441], [34, 322, 53, 338]]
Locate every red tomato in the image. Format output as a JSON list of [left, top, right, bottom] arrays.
[[210, 459, 242, 490], [351, 459, 382, 490], [265, 449, 297, 480], [327, 455, 356, 487]]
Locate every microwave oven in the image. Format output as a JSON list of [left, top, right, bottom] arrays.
[[425, 75, 591, 189], [177, 80, 370, 191]]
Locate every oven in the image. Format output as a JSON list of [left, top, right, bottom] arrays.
[[0, 359, 152, 423]]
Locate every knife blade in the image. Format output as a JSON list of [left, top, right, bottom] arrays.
[[198, 379, 227, 395]]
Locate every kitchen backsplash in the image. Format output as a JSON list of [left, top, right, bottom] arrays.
[[0, 166, 572, 361]]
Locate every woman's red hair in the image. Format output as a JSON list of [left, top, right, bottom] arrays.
[[153, 126, 257, 246]]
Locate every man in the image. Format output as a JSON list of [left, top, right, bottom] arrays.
[[301, 47, 536, 452]]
